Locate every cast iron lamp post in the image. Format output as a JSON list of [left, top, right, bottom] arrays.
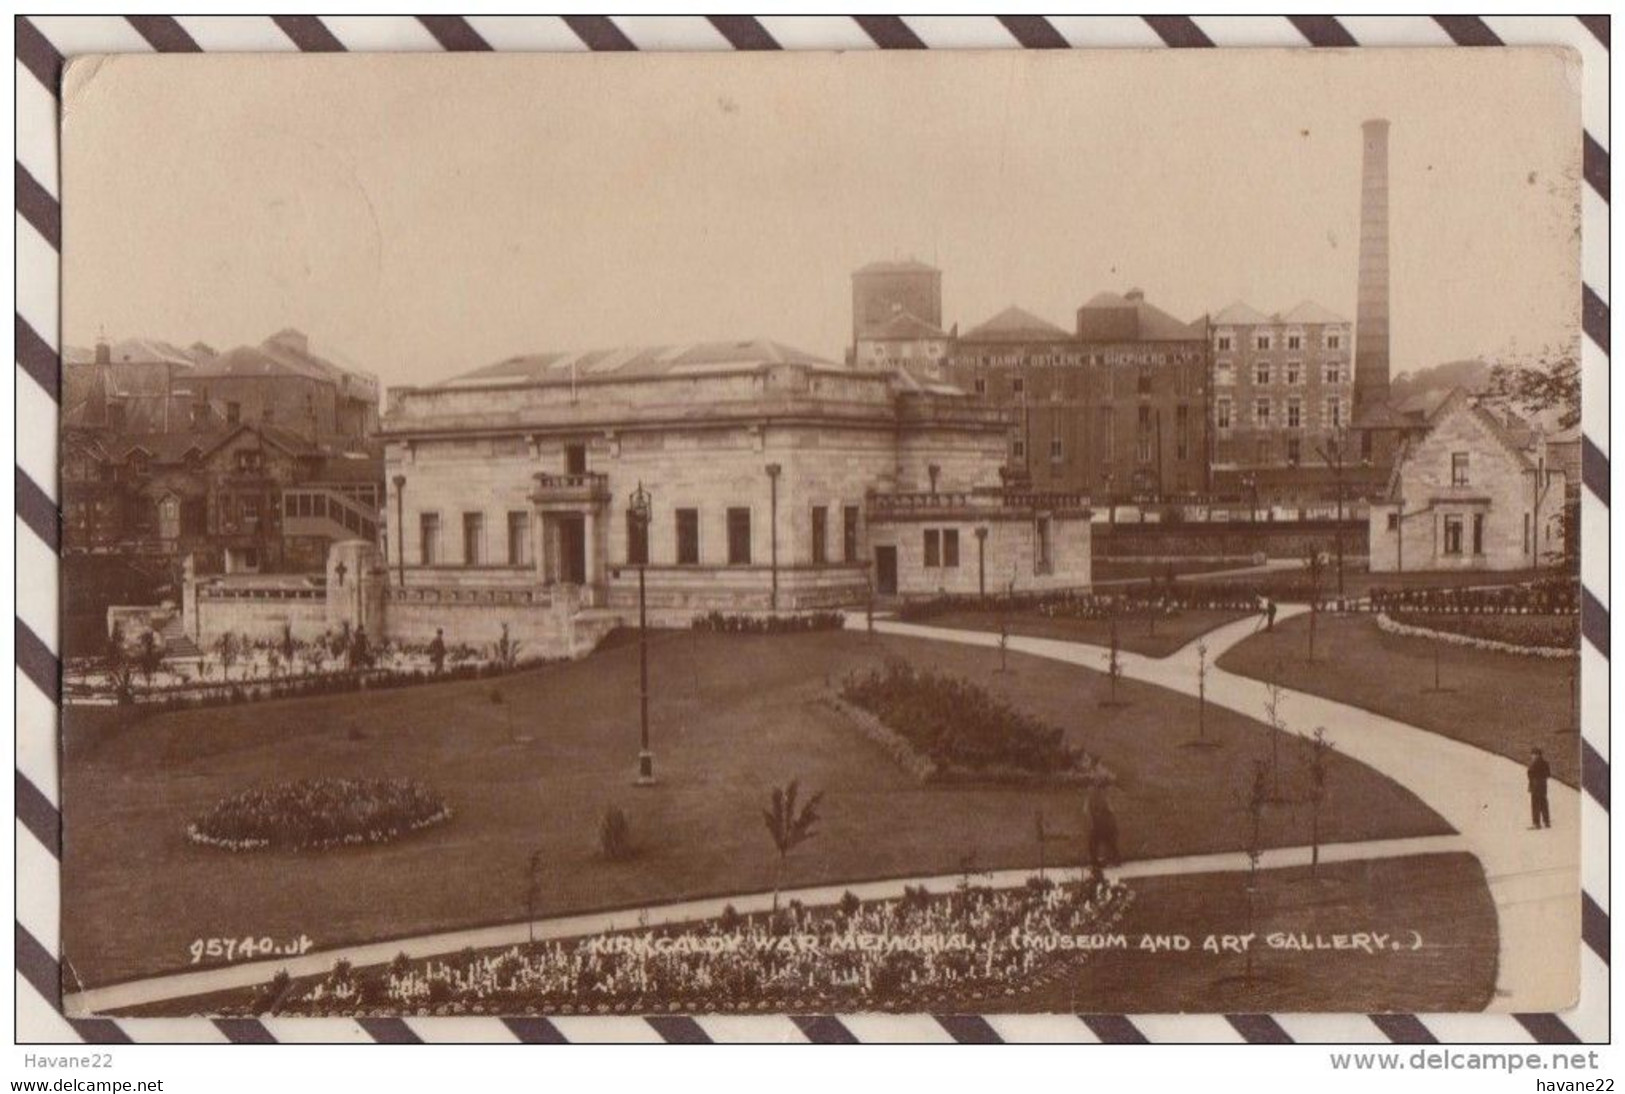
[[766, 462, 781, 611], [391, 474, 406, 587], [629, 481, 656, 786]]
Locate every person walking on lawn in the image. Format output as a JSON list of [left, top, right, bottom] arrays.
[[1527, 747, 1552, 830]]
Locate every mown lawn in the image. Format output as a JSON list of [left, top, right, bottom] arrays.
[[1218, 613, 1580, 786], [63, 629, 1451, 989], [915, 608, 1250, 658], [1003, 853, 1497, 1013]]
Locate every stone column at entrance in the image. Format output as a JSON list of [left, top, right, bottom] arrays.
[[582, 509, 597, 586]]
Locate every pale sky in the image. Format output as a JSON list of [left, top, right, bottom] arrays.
[[62, 47, 1579, 388]]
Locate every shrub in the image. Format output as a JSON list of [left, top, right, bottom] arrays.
[[691, 611, 845, 634], [599, 806, 634, 861], [1387, 611, 1577, 652], [187, 776, 452, 852], [840, 659, 1087, 778]]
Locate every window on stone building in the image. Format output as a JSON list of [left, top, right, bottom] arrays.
[[1255, 334, 1272, 351], [943, 529, 960, 568], [1254, 398, 1271, 426], [1137, 368, 1152, 395], [1387, 512, 1399, 531], [1451, 452, 1470, 487], [463, 512, 485, 565], [625, 509, 649, 566], [726, 507, 752, 565], [924, 528, 941, 568], [565, 443, 588, 476], [1050, 437, 1064, 462], [973, 377, 987, 396], [1443, 514, 1464, 556], [1216, 362, 1234, 386], [843, 505, 860, 563], [1287, 398, 1302, 429], [1176, 405, 1190, 459], [420, 512, 441, 565], [1137, 406, 1152, 464], [508, 511, 531, 566], [1325, 363, 1343, 384], [1216, 399, 1232, 431], [1012, 438, 1027, 461], [1217, 335, 1232, 351], [1011, 377, 1025, 397], [1035, 517, 1053, 575], [1286, 438, 1301, 465], [1255, 363, 1271, 386], [1287, 334, 1302, 350], [1286, 362, 1302, 385], [1472, 513, 1485, 555], [1327, 333, 1342, 350], [811, 506, 828, 564], [676, 508, 700, 565]]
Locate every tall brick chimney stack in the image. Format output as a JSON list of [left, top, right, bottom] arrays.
[[1354, 118, 1392, 417]]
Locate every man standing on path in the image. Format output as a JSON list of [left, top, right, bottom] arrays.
[[1527, 748, 1552, 829]]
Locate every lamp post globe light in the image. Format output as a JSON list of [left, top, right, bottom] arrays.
[[629, 481, 656, 786]]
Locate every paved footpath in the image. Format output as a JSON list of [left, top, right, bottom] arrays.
[[864, 606, 1580, 1012]]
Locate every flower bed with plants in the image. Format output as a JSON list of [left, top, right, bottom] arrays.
[[1379, 611, 1577, 658], [186, 777, 453, 852], [64, 627, 559, 709], [1370, 577, 1578, 616], [247, 872, 1134, 1015], [838, 659, 1096, 781], [690, 611, 846, 635]]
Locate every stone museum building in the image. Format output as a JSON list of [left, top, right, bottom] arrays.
[[217, 338, 1093, 655], [1368, 389, 1567, 572]]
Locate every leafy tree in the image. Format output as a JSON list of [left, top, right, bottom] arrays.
[[215, 631, 239, 680], [762, 779, 824, 912], [136, 629, 164, 689], [1488, 350, 1579, 431], [104, 622, 135, 705]]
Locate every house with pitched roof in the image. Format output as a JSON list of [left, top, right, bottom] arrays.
[[1368, 388, 1566, 572]]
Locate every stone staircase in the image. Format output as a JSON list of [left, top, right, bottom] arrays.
[[157, 615, 201, 660]]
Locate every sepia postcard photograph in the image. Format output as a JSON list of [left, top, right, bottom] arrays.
[[50, 42, 1585, 1023]]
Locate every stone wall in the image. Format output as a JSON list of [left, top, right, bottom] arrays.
[[1095, 520, 1368, 561], [190, 587, 330, 646], [869, 514, 1091, 598]]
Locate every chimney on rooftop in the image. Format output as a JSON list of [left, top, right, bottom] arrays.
[[1354, 118, 1393, 417]]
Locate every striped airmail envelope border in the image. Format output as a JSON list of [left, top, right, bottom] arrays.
[[12, 13, 1611, 1045]]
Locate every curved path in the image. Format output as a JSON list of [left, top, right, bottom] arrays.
[[863, 606, 1580, 1012]]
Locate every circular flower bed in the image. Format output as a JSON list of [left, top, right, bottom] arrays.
[[187, 777, 453, 852]]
